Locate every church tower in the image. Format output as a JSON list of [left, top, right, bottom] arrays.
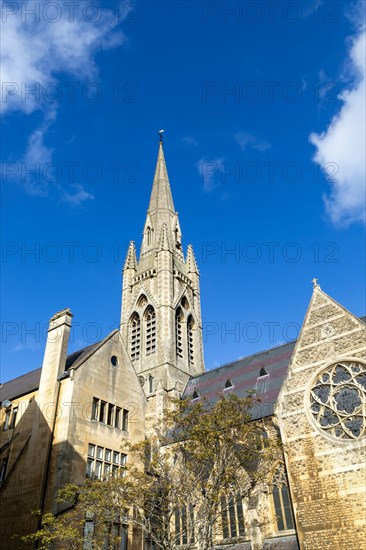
[[120, 138, 205, 400]]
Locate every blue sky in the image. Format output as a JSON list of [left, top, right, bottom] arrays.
[[1, 0, 365, 383]]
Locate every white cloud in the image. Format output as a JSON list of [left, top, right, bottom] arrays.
[[309, 27, 366, 226], [182, 136, 199, 147], [197, 157, 225, 193], [1, 0, 127, 114], [1, 0, 132, 202], [22, 107, 56, 195], [235, 132, 271, 153], [61, 183, 95, 206]]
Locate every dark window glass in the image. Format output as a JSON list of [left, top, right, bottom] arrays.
[[228, 494, 237, 538], [122, 409, 129, 431], [99, 401, 106, 423], [221, 496, 229, 539], [115, 407, 121, 429], [236, 495, 245, 536], [91, 398, 99, 420], [0, 458, 8, 482], [107, 404, 115, 426]]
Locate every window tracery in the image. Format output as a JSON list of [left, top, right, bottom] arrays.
[[309, 361, 366, 440]]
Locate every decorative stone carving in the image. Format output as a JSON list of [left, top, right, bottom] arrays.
[[321, 322, 335, 340]]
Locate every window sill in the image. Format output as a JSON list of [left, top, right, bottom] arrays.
[[267, 530, 296, 538], [218, 536, 248, 544]]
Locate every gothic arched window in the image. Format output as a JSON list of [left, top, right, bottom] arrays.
[[145, 306, 156, 356], [187, 315, 194, 366], [176, 308, 184, 359], [129, 313, 140, 362], [272, 464, 295, 532], [146, 226, 152, 247]]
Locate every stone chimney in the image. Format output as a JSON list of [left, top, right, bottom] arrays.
[[37, 308, 73, 416]]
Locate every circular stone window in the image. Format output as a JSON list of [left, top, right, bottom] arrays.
[[308, 360, 366, 441], [111, 355, 119, 367]]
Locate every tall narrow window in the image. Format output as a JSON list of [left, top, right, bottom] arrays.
[[91, 398, 99, 421], [99, 401, 106, 423], [9, 407, 18, 429], [148, 374, 154, 393], [187, 315, 194, 366], [145, 306, 156, 356], [175, 510, 181, 544], [115, 407, 122, 429], [121, 525, 128, 550], [129, 313, 141, 361], [272, 465, 295, 531], [107, 404, 115, 426], [122, 409, 129, 431], [175, 505, 195, 545], [221, 494, 245, 539], [176, 308, 184, 359], [3, 409, 11, 431], [0, 458, 8, 482], [146, 226, 152, 247]]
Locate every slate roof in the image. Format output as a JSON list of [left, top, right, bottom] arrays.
[[0, 340, 104, 402], [183, 316, 366, 419], [0, 367, 42, 403], [182, 340, 297, 420]]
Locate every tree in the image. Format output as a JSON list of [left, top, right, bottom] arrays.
[[22, 393, 280, 550]]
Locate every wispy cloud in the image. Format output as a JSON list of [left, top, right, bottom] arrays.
[[182, 136, 199, 147], [235, 132, 271, 153], [14, 341, 42, 353], [61, 184, 95, 206], [309, 22, 366, 226], [197, 157, 225, 193], [22, 107, 57, 196]]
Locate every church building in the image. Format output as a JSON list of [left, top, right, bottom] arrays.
[[1, 140, 365, 550]]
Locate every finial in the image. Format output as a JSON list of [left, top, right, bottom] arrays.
[[158, 129, 164, 143], [312, 277, 320, 289]]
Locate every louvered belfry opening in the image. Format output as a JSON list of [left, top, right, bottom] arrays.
[[130, 313, 141, 361], [176, 308, 184, 359], [145, 306, 156, 356], [187, 315, 194, 366]]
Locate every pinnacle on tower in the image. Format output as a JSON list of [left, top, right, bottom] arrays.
[[124, 241, 137, 270], [158, 224, 171, 252], [186, 244, 199, 274]]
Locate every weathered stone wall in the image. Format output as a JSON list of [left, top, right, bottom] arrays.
[[276, 288, 366, 549]]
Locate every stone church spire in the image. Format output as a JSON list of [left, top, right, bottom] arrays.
[[120, 139, 205, 398], [139, 140, 183, 262], [148, 140, 175, 214]]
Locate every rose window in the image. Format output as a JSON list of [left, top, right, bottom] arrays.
[[309, 361, 366, 440]]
